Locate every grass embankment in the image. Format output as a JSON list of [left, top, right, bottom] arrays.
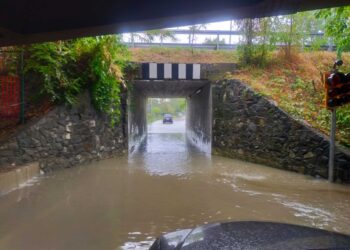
[[131, 48, 350, 147], [130, 47, 237, 63], [233, 51, 350, 147]]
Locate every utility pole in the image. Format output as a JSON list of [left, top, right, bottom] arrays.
[[216, 33, 220, 50], [229, 20, 233, 45], [131, 33, 135, 48], [328, 108, 336, 182], [325, 59, 347, 182]]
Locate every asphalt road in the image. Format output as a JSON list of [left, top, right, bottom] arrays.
[[148, 118, 185, 134]]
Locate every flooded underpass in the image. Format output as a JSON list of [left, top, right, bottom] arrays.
[[0, 120, 350, 250]]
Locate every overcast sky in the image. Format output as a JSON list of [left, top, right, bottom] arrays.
[[121, 20, 241, 44]]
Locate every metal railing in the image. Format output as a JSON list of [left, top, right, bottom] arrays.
[[124, 29, 331, 50], [124, 42, 335, 51]]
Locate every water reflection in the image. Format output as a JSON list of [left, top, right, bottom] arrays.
[[130, 133, 211, 176], [0, 132, 349, 250]]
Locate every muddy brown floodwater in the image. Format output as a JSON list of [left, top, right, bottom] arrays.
[[0, 129, 350, 250]]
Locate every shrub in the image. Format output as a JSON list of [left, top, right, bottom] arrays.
[[24, 35, 130, 125], [24, 41, 83, 105]]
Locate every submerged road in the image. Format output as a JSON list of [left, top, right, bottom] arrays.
[[148, 118, 186, 134], [0, 120, 349, 249]]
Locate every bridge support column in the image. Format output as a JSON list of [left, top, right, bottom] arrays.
[[128, 90, 147, 153], [186, 82, 212, 153]]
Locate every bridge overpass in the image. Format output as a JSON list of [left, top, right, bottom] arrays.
[[125, 62, 350, 184], [0, 0, 349, 46], [0, 61, 349, 181], [128, 63, 212, 154]]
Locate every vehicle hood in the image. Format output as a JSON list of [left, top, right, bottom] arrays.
[[150, 221, 350, 250]]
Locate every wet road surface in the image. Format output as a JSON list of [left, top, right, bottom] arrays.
[[148, 118, 185, 134], [0, 121, 349, 250]]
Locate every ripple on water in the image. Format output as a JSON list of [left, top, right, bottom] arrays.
[[234, 173, 267, 181], [277, 199, 335, 228], [119, 240, 154, 250]]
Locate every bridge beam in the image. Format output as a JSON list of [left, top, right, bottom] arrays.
[[1, 0, 349, 46]]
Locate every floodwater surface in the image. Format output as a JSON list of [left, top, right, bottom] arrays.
[[0, 120, 349, 250]]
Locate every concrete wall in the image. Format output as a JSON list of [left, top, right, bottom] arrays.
[[200, 63, 237, 81], [128, 89, 147, 153], [0, 92, 127, 172], [187, 82, 212, 153], [130, 78, 212, 154], [212, 79, 350, 182], [0, 162, 40, 195], [135, 63, 237, 82]]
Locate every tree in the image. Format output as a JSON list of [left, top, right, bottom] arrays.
[[269, 15, 303, 59], [316, 6, 350, 58], [295, 11, 326, 51], [24, 35, 130, 125], [235, 18, 273, 66], [130, 33, 152, 46], [145, 29, 177, 46], [188, 24, 207, 53], [204, 37, 226, 45]]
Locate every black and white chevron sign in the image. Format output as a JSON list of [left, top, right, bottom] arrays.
[[141, 63, 201, 80]]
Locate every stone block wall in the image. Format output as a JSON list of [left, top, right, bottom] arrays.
[[0, 93, 127, 172], [212, 79, 350, 182]]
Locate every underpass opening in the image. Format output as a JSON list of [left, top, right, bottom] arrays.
[[147, 98, 186, 134], [128, 79, 212, 154], [145, 98, 188, 156]]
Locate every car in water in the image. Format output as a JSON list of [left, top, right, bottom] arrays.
[[149, 221, 350, 250], [163, 114, 173, 124]]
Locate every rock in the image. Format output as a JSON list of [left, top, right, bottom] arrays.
[[303, 152, 315, 159], [289, 151, 296, 159], [247, 122, 257, 132], [89, 120, 96, 128]]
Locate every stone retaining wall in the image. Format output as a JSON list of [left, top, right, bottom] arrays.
[[0, 93, 127, 172], [212, 79, 350, 183]]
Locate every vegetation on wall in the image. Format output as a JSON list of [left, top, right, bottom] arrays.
[[24, 35, 130, 125], [78, 36, 129, 125], [25, 41, 82, 105]]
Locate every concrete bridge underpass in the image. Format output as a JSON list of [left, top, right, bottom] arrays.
[[128, 63, 212, 154], [1, 1, 348, 47]]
